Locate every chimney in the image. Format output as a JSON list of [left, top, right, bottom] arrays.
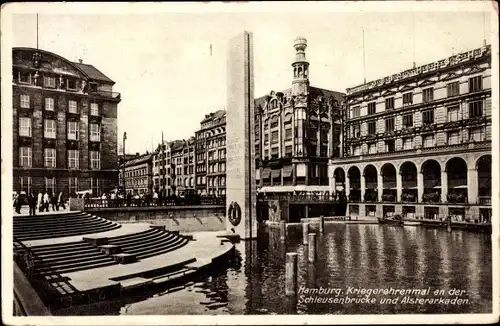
[[78, 59, 83, 64]]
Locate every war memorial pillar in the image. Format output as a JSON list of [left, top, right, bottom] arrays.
[[225, 31, 257, 239]]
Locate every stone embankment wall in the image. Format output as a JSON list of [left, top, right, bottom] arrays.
[[85, 205, 226, 232]]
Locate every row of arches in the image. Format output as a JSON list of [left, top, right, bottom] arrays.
[[332, 155, 491, 204]]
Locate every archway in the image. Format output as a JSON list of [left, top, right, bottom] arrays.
[[381, 163, 397, 202], [363, 164, 378, 202], [446, 157, 468, 203], [422, 160, 441, 203], [347, 166, 361, 201], [400, 161, 418, 202], [477, 155, 492, 200], [334, 167, 346, 197]]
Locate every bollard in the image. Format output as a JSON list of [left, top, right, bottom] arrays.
[[308, 233, 316, 263], [302, 223, 309, 245], [280, 221, 286, 241], [319, 215, 324, 233], [285, 252, 298, 296]]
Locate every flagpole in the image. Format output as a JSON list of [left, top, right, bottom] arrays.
[[36, 13, 39, 49]]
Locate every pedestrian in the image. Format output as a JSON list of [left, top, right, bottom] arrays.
[[28, 193, 36, 216], [58, 192, 66, 210], [51, 193, 58, 211], [37, 192, 43, 212], [43, 191, 50, 212], [14, 192, 22, 214]]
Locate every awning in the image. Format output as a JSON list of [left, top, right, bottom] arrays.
[[271, 170, 281, 179], [262, 169, 271, 179], [259, 185, 330, 193], [283, 166, 293, 178]]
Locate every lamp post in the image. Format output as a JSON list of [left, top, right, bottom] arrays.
[[122, 132, 127, 194]]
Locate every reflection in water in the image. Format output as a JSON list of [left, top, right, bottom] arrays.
[[55, 225, 492, 315]]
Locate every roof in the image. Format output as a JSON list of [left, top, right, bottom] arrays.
[[73, 62, 115, 84], [169, 140, 185, 151], [200, 110, 226, 124], [121, 153, 153, 168], [309, 86, 345, 105]]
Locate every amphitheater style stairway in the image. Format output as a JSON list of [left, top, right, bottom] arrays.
[[13, 212, 121, 241]]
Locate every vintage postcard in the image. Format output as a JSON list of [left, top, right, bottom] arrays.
[[1, 1, 499, 325]]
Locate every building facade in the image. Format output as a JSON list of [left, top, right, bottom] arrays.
[[194, 110, 227, 197], [255, 37, 344, 195], [118, 153, 153, 195], [170, 138, 196, 197], [152, 142, 173, 197], [12, 47, 121, 198], [329, 45, 492, 222]]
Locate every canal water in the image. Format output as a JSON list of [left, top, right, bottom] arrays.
[[56, 224, 492, 315]]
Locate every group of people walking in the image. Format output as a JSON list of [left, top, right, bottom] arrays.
[[13, 191, 66, 216]]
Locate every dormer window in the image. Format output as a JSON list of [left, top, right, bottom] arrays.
[[43, 76, 56, 88], [89, 82, 98, 93], [18, 71, 31, 84], [67, 78, 77, 91]]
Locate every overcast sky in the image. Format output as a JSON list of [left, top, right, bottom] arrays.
[[10, 3, 493, 154]]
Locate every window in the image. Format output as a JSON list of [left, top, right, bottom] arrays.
[[264, 149, 269, 159], [44, 119, 56, 139], [67, 78, 77, 90], [422, 134, 434, 148], [385, 97, 394, 110], [352, 106, 360, 118], [422, 109, 434, 125], [20, 176, 32, 194], [271, 147, 279, 159], [67, 121, 79, 140], [271, 130, 279, 143], [385, 139, 395, 152], [19, 147, 32, 167], [468, 100, 483, 118], [68, 150, 79, 169], [18, 71, 31, 84], [45, 177, 56, 194], [447, 105, 460, 122], [270, 117, 279, 128], [285, 145, 293, 157], [90, 151, 100, 169], [403, 92, 413, 106], [19, 117, 32, 137], [68, 100, 78, 113], [45, 98, 55, 111], [469, 127, 485, 142], [403, 137, 413, 150], [385, 118, 395, 132], [90, 103, 99, 116], [469, 76, 482, 93], [447, 82, 460, 97], [43, 76, 56, 88], [285, 128, 292, 140], [368, 121, 376, 135], [422, 88, 434, 103], [368, 102, 376, 115], [368, 142, 377, 154], [20, 95, 30, 109], [69, 177, 78, 196], [353, 145, 361, 156], [91, 178, 101, 196], [264, 134, 269, 144], [44, 148, 56, 168], [402, 114, 413, 127], [90, 123, 101, 142], [447, 131, 460, 145]]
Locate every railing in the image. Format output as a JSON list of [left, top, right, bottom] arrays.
[[89, 90, 121, 99], [257, 192, 347, 202], [84, 196, 226, 208]]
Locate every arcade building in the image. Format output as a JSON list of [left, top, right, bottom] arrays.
[[328, 44, 492, 222], [12, 47, 121, 198]]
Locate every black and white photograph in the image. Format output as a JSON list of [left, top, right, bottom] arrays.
[[1, 1, 498, 324]]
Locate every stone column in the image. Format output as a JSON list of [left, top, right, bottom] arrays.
[[441, 170, 448, 203], [417, 172, 424, 202], [377, 173, 383, 202], [292, 163, 297, 186], [345, 175, 350, 198], [329, 176, 336, 196], [396, 172, 402, 202], [360, 173, 366, 202], [467, 168, 478, 204]]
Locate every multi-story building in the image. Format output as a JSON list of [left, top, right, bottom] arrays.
[[255, 37, 344, 196], [152, 141, 173, 197], [12, 47, 121, 198], [194, 110, 227, 196], [170, 138, 196, 197], [329, 44, 492, 222], [118, 153, 153, 195]]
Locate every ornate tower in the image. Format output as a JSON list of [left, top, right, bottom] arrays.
[[292, 37, 309, 157]]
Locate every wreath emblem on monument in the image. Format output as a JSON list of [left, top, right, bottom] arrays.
[[228, 201, 242, 227]]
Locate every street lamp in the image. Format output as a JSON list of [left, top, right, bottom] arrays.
[[122, 132, 127, 194]]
